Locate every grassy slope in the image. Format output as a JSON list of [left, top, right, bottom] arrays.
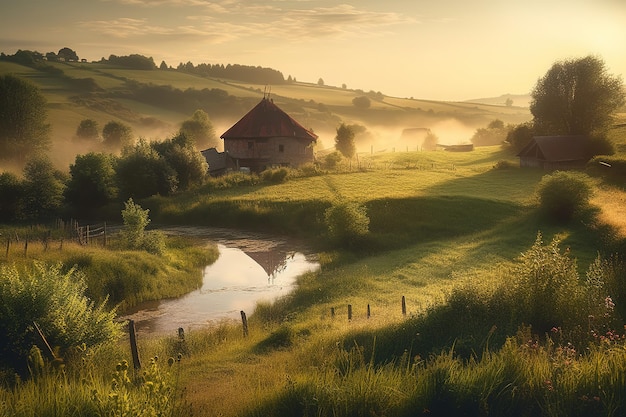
[[140, 144, 625, 416]]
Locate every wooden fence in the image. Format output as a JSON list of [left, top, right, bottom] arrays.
[[3, 220, 112, 259]]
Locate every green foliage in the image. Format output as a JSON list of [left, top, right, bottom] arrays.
[[179, 109, 218, 150], [0, 171, 24, 221], [102, 120, 134, 150], [334, 123, 356, 159], [21, 155, 66, 220], [531, 55, 625, 136], [0, 262, 121, 374], [105, 53, 157, 70], [75, 119, 100, 141], [118, 198, 166, 255], [65, 152, 117, 216], [116, 139, 178, 199], [151, 132, 208, 191], [535, 171, 593, 222], [506, 122, 535, 152], [512, 233, 587, 334], [323, 151, 343, 169], [0, 74, 50, 161], [324, 200, 370, 247], [261, 167, 290, 183]]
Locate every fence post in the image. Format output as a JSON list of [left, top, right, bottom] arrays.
[[330, 307, 335, 318], [240, 311, 249, 337], [402, 296, 407, 316], [5, 237, 9, 259], [367, 304, 371, 319], [86, 225, 90, 246], [128, 320, 141, 370], [348, 304, 352, 321], [24, 238, 28, 257], [104, 222, 107, 247]]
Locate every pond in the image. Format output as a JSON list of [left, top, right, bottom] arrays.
[[119, 226, 320, 335]]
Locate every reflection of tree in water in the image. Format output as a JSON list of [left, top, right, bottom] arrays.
[[245, 250, 296, 281]]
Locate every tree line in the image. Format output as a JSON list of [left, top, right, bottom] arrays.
[[0, 48, 288, 85]]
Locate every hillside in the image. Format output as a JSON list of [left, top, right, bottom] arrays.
[[0, 60, 532, 168]]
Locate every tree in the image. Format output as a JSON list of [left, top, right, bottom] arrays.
[[530, 55, 625, 136], [75, 119, 100, 141], [179, 109, 218, 150], [116, 139, 177, 199], [65, 153, 117, 216], [470, 119, 510, 147], [317, 78, 325, 86], [159, 60, 168, 70], [151, 132, 208, 190], [334, 123, 356, 160], [102, 120, 134, 150], [0, 75, 51, 162], [506, 122, 535, 152], [352, 96, 371, 109], [0, 172, 24, 221], [422, 131, 439, 151], [21, 155, 66, 220], [57, 47, 78, 62]]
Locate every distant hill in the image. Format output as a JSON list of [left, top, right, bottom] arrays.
[[464, 93, 531, 108], [0, 57, 532, 168]]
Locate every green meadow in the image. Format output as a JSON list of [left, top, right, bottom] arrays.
[[2, 59, 626, 416]]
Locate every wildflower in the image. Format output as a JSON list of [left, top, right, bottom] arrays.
[[605, 296, 615, 310]]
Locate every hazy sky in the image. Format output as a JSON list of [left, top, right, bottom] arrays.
[[1, 0, 625, 101]]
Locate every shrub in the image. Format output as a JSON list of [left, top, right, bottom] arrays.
[[324, 200, 370, 247], [118, 198, 165, 255], [511, 233, 587, 334], [261, 167, 290, 183], [0, 262, 121, 375], [535, 171, 593, 222], [324, 151, 343, 169]]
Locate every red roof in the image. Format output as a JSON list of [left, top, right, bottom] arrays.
[[221, 98, 318, 141]]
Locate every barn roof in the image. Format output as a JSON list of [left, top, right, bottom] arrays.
[[221, 98, 318, 141], [517, 135, 588, 162]]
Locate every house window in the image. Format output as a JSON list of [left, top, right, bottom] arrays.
[[248, 141, 254, 150], [278, 144, 285, 153]]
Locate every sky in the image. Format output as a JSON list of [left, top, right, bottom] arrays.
[[1, 0, 625, 101]]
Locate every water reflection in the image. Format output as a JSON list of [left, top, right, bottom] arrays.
[[120, 227, 319, 335]]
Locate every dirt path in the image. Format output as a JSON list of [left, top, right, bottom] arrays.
[[591, 186, 626, 238]]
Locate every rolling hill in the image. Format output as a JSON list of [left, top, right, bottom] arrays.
[[0, 59, 532, 168]]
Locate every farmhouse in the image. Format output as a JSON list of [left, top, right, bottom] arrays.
[[220, 97, 318, 172], [516, 135, 590, 170]]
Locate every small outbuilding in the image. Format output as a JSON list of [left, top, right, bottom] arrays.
[[220, 97, 318, 172], [516, 135, 590, 170]]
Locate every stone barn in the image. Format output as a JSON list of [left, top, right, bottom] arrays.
[[220, 97, 318, 172], [517, 135, 590, 170]]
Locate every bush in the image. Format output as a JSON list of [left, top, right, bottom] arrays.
[[511, 233, 587, 334], [118, 198, 166, 255], [535, 171, 593, 222], [0, 262, 121, 375], [324, 200, 370, 247], [261, 167, 290, 183]]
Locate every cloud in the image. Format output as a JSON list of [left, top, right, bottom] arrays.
[[85, 2, 414, 43]]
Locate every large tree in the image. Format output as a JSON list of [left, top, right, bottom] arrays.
[[75, 119, 100, 141], [334, 123, 356, 160], [530, 55, 625, 136], [0, 75, 51, 162]]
